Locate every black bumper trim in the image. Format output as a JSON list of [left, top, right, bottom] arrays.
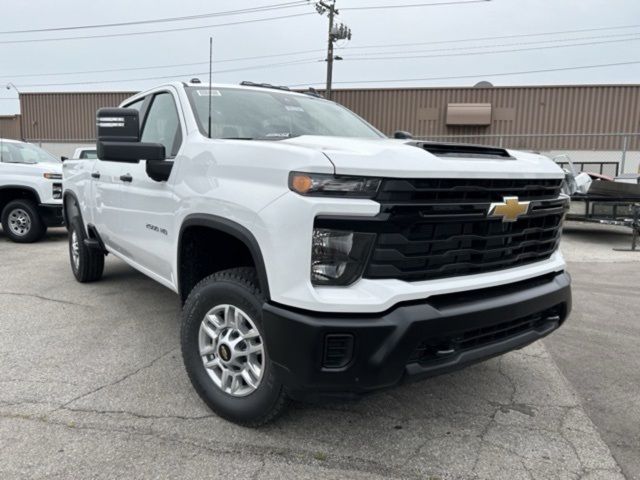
[[38, 204, 64, 227], [262, 271, 571, 400]]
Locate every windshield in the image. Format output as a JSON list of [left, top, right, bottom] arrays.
[[186, 87, 383, 140], [0, 141, 59, 164]]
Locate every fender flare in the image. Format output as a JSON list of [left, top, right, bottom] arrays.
[[178, 214, 271, 301], [62, 190, 82, 226], [63, 190, 106, 251], [0, 185, 42, 206]]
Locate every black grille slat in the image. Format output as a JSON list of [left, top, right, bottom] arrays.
[[377, 224, 560, 248], [362, 178, 565, 282], [377, 178, 563, 204], [366, 245, 560, 279], [373, 236, 560, 262]]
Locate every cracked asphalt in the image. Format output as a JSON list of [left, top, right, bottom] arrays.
[[1, 224, 637, 479]]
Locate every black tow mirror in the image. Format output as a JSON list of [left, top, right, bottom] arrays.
[[60, 156, 68, 162], [97, 108, 140, 142], [97, 141, 165, 163], [96, 107, 165, 163], [393, 130, 413, 139]]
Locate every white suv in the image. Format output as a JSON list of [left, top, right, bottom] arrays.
[[0, 138, 64, 242], [62, 81, 571, 426]]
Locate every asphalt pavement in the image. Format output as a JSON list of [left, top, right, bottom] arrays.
[[0, 224, 636, 479]]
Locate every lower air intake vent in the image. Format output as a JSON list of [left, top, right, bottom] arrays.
[[322, 334, 354, 370]]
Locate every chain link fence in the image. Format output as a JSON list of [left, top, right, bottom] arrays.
[[417, 133, 640, 176]]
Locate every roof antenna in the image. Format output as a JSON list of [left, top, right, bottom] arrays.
[[208, 36, 213, 139]]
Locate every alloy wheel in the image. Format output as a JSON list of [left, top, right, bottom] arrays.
[[8, 208, 31, 237], [198, 304, 265, 397]]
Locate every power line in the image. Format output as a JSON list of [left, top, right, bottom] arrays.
[[344, 31, 640, 57], [0, 12, 316, 45], [344, 35, 640, 62], [0, 1, 309, 34], [0, 48, 325, 79], [342, 0, 490, 10], [5, 31, 636, 81], [289, 60, 640, 87], [4, 29, 635, 80], [341, 24, 640, 51], [11, 58, 321, 89]]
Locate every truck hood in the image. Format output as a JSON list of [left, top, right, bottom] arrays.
[[39, 160, 63, 171], [281, 136, 564, 179], [33, 161, 63, 176]]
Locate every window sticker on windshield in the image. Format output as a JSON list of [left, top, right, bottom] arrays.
[[264, 133, 291, 138], [196, 90, 221, 96], [285, 105, 304, 112]]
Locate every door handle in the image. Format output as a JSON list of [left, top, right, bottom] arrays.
[[120, 174, 133, 183], [91, 172, 101, 179]]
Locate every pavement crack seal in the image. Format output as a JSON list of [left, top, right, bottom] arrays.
[[0, 412, 425, 480], [60, 407, 214, 421], [0, 291, 91, 308], [55, 347, 178, 411], [471, 356, 519, 475]]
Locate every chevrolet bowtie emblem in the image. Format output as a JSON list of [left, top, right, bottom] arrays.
[[488, 196, 530, 222]]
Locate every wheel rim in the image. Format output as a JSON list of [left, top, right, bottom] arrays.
[[8, 208, 31, 236], [198, 304, 265, 397], [70, 230, 80, 270]]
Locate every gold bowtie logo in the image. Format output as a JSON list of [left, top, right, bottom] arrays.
[[488, 196, 530, 222]]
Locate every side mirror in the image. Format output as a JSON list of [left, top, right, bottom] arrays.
[[96, 107, 165, 163], [393, 130, 413, 139], [60, 156, 68, 162]]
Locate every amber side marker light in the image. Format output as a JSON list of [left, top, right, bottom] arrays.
[[291, 173, 314, 194]]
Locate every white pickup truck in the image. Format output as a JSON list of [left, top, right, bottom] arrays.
[[0, 138, 64, 242], [62, 81, 571, 426]]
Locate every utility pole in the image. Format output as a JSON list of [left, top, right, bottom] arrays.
[[313, 1, 351, 99]]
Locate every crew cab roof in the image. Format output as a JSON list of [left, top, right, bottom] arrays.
[[135, 81, 314, 99]]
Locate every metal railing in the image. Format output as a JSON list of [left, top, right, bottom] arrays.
[[555, 161, 619, 177]]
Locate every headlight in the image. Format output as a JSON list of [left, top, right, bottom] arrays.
[[290, 172, 381, 198], [52, 183, 62, 199], [311, 228, 375, 286]]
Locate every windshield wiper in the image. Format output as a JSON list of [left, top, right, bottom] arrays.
[[219, 134, 300, 141]]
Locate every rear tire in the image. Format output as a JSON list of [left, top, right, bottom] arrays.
[[181, 267, 288, 427], [1, 199, 47, 243], [68, 217, 104, 282]]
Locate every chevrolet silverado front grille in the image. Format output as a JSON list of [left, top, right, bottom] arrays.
[[362, 178, 566, 282]]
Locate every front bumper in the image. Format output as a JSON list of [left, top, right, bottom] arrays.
[[38, 204, 64, 227], [262, 271, 571, 400]]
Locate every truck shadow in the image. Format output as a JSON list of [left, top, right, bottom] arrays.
[[0, 226, 67, 243]]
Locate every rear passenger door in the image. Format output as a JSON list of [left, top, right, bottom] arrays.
[[113, 90, 183, 284]]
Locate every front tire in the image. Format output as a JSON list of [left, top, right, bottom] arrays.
[[181, 267, 288, 426], [68, 218, 104, 282], [1, 199, 47, 243]]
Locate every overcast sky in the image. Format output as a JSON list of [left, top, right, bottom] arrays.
[[1, 0, 639, 114]]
